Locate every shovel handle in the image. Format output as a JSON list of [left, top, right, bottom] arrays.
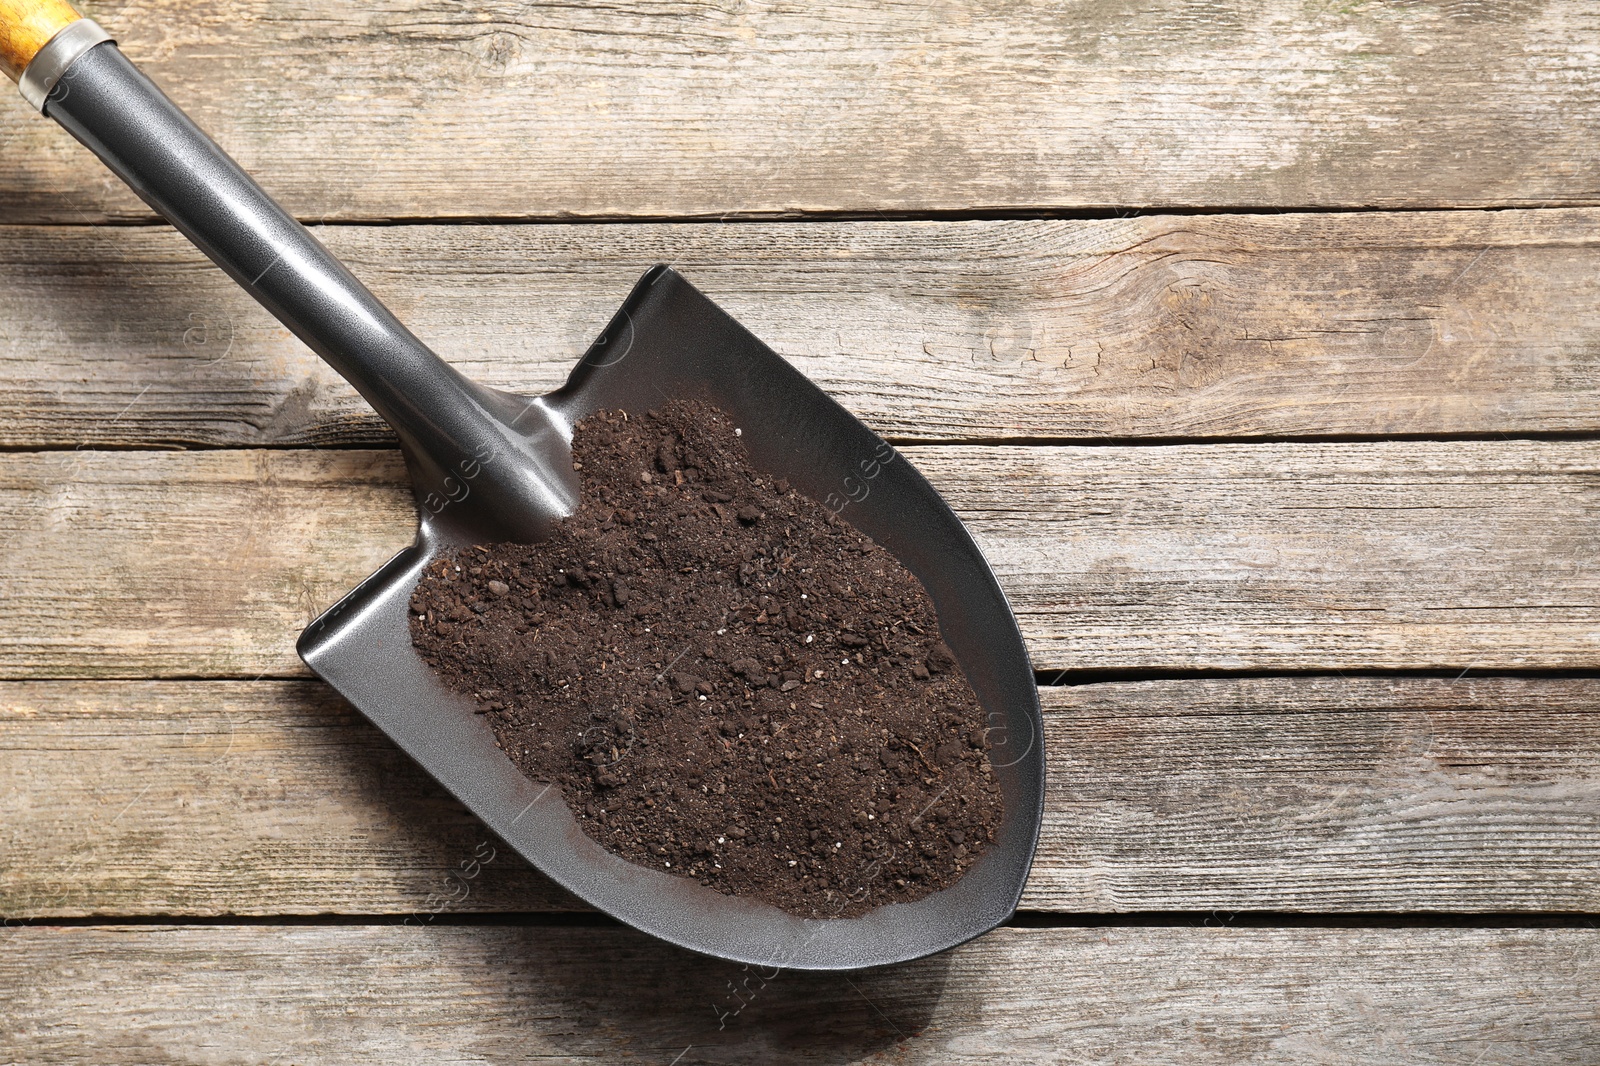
[[0, 0, 80, 81], [7, 14, 568, 540]]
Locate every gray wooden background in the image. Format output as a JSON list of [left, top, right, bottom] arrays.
[[2, 1, 1598, 1062]]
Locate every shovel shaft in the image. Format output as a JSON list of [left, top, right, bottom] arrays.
[[14, 31, 573, 539]]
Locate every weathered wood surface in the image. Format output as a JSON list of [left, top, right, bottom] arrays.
[[2, 441, 1596, 677], [0, 679, 581, 917], [2, 677, 1596, 917], [4, 210, 1600, 447], [0, 0, 1592, 1053], [2, 1, 1598, 222], [3, 925, 1596, 1064]]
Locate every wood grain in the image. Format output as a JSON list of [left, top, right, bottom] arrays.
[[951, 440, 1600, 672], [1035, 676, 1600, 913], [0, 0, 1592, 1051], [0, 679, 583, 917], [0, 0, 79, 81], [4, 210, 1600, 447], [1, 1, 1597, 221], [3, 925, 1596, 1064], [2, 441, 1597, 677], [2, 677, 1595, 917]]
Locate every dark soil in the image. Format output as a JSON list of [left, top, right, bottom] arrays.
[[409, 400, 1003, 918]]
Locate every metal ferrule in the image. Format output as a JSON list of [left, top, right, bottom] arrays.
[[18, 18, 113, 112]]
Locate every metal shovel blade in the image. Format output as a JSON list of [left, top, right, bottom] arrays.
[[298, 267, 1045, 971]]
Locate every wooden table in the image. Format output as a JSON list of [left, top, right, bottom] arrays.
[[3, 1, 1598, 1061]]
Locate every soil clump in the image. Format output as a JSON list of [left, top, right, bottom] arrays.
[[411, 401, 1003, 918]]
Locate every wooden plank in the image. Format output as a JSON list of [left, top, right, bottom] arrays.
[[2, 678, 1595, 917], [0, 449, 408, 680], [1036, 676, 1600, 913], [4, 210, 1600, 447], [1, 441, 1597, 677], [2, 925, 1595, 1064], [958, 440, 1600, 672], [1, 2, 1597, 222], [0, 680, 581, 917]]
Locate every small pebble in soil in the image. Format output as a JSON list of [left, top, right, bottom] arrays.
[[410, 400, 1003, 919]]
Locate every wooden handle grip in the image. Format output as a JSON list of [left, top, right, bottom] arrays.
[[0, 0, 82, 82]]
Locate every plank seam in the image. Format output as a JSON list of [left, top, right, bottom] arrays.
[[6, 912, 1598, 929], [9, 430, 1600, 456], [6, 668, 1600, 685], [7, 202, 1600, 228]]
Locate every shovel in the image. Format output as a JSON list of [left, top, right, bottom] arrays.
[[4, 3, 1045, 970]]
